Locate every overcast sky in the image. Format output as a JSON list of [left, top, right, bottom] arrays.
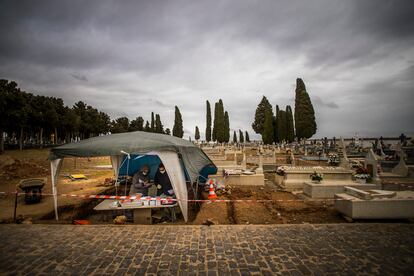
[[1, 0, 413, 140]]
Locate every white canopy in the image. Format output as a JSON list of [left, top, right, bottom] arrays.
[[50, 150, 189, 222]]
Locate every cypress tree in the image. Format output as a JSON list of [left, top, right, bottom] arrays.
[[211, 100, 229, 143], [286, 105, 295, 142], [224, 111, 230, 143], [245, 131, 250, 142], [262, 109, 274, 144], [206, 101, 212, 142], [155, 114, 163, 133], [212, 102, 218, 141], [195, 126, 200, 140], [239, 130, 244, 143], [294, 78, 317, 139], [218, 100, 225, 142], [213, 99, 226, 143], [273, 105, 279, 143], [252, 96, 272, 135], [277, 109, 287, 142], [172, 106, 184, 138], [233, 131, 237, 143], [150, 112, 155, 132]]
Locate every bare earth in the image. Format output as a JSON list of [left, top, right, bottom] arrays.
[[192, 180, 344, 225], [1, 149, 413, 225], [0, 149, 113, 221]]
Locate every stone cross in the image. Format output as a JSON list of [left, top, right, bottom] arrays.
[[365, 149, 381, 182], [378, 142, 386, 157], [392, 146, 408, 177]]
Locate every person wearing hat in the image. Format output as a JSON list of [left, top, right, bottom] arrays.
[[154, 163, 174, 196], [130, 164, 152, 196]]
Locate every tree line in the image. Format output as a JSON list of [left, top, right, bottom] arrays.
[[1, 77, 316, 152], [252, 78, 317, 144], [194, 99, 250, 143], [111, 106, 184, 138], [0, 79, 185, 153], [233, 130, 250, 143]]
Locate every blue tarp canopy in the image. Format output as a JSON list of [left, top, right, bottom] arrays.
[[118, 154, 191, 182], [50, 131, 217, 184]]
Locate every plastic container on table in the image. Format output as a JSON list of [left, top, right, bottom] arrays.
[[142, 197, 150, 206]]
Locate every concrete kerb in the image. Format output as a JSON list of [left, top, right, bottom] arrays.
[[1, 223, 413, 229]]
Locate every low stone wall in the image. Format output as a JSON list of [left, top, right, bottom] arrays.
[[213, 159, 239, 167], [278, 167, 353, 191], [334, 190, 414, 219], [263, 164, 277, 172], [296, 159, 328, 166], [210, 173, 265, 186], [247, 156, 276, 165], [303, 182, 379, 199], [209, 155, 227, 161]]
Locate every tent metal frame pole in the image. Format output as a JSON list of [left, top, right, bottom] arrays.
[[194, 179, 200, 209], [116, 156, 126, 197], [51, 160, 59, 221], [124, 155, 130, 196]]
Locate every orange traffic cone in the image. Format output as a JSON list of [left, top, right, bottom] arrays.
[[208, 180, 217, 199]]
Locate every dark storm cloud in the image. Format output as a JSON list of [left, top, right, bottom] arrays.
[[70, 73, 88, 82], [152, 100, 171, 109], [1, 0, 413, 138], [349, 1, 414, 40]]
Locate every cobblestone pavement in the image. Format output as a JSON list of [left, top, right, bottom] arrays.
[[0, 224, 413, 275]]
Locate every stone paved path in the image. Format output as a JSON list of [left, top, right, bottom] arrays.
[[0, 224, 413, 275]]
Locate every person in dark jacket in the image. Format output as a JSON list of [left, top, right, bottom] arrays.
[[130, 165, 152, 196], [154, 163, 174, 196]]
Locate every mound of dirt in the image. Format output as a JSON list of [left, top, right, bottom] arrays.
[[0, 157, 49, 180], [0, 156, 16, 168]]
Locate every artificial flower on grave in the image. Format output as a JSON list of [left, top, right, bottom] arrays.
[[354, 173, 371, 180], [309, 171, 323, 182], [276, 166, 286, 176], [328, 154, 340, 166]]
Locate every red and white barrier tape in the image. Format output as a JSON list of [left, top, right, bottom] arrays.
[[2, 191, 412, 202], [0, 191, 336, 202]]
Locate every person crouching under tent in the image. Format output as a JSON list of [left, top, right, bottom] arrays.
[[154, 163, 175, 197], [130, 165, 153, 196]]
